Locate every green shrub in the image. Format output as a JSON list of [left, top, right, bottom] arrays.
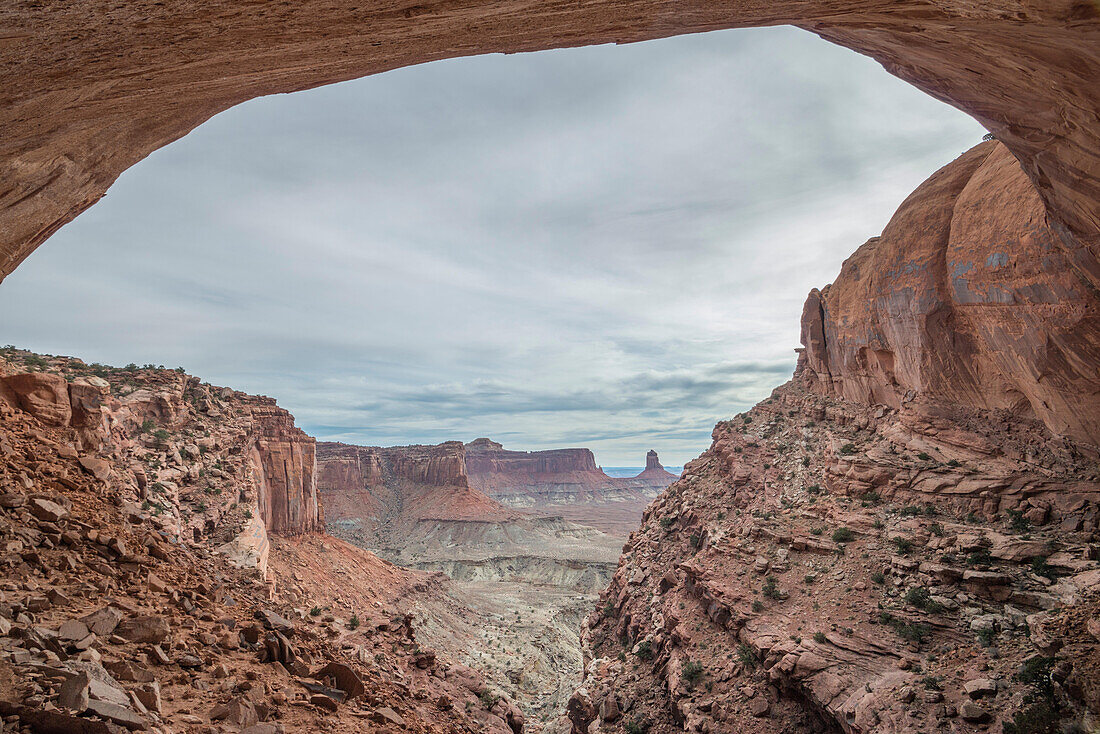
[[905, 586, 944, 613], [736, 644, 757, 669], [813, 632, 827, 644], [871, 571, 886, 585], [810, 526, 824, 536], [751, 600, 764, 612], [832, 527, 855, 543], [762, 576, 781, 599], [348, 614, 360, 630], [310, 606, 321, 616], [967, 549, 993, 566], [892, 537, 914, 555], [1030, 556, 1057, 579], [900, 505, 922, 516], [917, 452, 931, 461], [1003, 701, 1062, 734], [624, 718, 652, 734], [878, 612, 929, 644], [1008, 509, 1031, 533], [681, 660, 704, 688], [839, 443, 857, 455], [635, 640, 654, 661], [930, 522, 945, 537]]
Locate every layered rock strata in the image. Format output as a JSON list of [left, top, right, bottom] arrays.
[[0, 349, 528, 733], [800, 141, 1100, 446], [565, 141, 1100, 734], [465, 439, 675, 508]]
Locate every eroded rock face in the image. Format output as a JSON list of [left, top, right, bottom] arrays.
[[465, 439, 672, 507], [0, 352, 527, 734], [0, 0, 1097, 292], [247, 398, 322, 536], [800, 141, 1100, 446], [0, 352, 321, 538], [574, 380, 1100, 733]]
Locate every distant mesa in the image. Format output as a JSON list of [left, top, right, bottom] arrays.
[[463, 439, 677, 509]]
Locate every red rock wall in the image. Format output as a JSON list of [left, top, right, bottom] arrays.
[[465, 446, 600, 477], [799, 141, 1100, 446], [247, 399, 322, 536]]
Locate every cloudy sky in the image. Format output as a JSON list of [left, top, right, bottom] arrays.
[[0, 27, 985, 466]]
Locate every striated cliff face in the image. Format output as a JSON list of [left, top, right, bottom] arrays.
[[566, 142, 1100, 734], [465, 439, 674, 508], [0, 352, 322, 546], [799, 141, 1100, 447], [245, 398, 322, 536], [317, 440, 514, 542]]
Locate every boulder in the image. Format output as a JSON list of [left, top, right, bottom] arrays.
[[78, 456, 111, 481], [116, 615, 170, 644], [312, 661, 365, 700], [81, 607, 123, 636], [29, 498, 69, 523], [58, 671, 91, 712], [1, 373, 72, 426]]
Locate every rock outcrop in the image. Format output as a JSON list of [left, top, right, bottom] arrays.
[[318, 440, 510, 529], [247, 398, 322, 536], [566, 141, 1100, 734], [0, 351, 322, 541], [316, 439, 624, 722], [1, 0, 1098, 301], [0, 349, 528, 733], [799, 141, 1100, 447], [465, 439, 673, 508]]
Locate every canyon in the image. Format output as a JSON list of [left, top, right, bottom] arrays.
[[315, 438, 674, 723], [0, 137, 1097, 734], [0, 1, 1099, 733]]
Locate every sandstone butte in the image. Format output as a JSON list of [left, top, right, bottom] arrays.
[[0, 1, 1099, 733]]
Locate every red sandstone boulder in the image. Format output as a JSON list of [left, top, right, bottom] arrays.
[[1, 372, 72, 426]]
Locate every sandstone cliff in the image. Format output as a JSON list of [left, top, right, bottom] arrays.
[[566, 142, 1100, 733], [799, 141, 1100, 448], [0, 349, 529, 733], [465, 439, 674, 508], [0, 350, 322, 572]]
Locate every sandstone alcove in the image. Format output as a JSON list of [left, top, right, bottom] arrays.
[[2, 0, 1098, 284]]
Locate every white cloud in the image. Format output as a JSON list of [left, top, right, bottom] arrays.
[[0, 26, 984, 465]]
